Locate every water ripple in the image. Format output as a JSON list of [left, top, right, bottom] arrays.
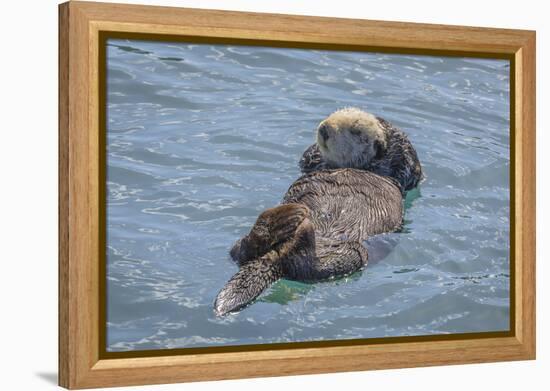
[[106, 39, 510, 352]]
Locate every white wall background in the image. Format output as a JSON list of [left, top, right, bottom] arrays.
[[0, 0, 546, 389]]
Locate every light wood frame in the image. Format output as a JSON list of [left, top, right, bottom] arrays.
[[59, 1, 536, 389]]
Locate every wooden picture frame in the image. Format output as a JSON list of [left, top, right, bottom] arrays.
[[59, 1, 536, 389]]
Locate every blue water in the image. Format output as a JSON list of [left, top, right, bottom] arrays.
[[105, 39, 510, 352]]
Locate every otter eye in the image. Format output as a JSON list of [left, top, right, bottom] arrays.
[[349, 128, 361, 136], [318, 124, 330, 142]]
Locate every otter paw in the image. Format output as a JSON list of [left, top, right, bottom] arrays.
[[255, 204, 310, 247], [230, 204, 310, 266]]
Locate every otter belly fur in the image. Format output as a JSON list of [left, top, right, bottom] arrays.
[[214, 169, 403, 316]]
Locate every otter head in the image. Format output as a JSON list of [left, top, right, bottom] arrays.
[[316, 108, 387, 168]]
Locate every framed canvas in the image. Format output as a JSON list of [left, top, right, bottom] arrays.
[[58, 1, 536, 389]]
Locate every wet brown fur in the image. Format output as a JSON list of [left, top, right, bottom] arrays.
[[215, 169, 403, 315]]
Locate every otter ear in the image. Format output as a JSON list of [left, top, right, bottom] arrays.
[[374, 139, 386, 160]]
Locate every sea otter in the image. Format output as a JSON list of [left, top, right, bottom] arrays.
[[214, 169, 403, 316], [299, 107, 423, 192]]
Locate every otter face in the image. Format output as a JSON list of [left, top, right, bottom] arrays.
[[316, 108, 387, 168]]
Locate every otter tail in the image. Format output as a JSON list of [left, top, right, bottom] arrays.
[[214, 253, 283, 316]]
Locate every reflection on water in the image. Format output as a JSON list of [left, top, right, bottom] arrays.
[[106, 39, 510, 352]]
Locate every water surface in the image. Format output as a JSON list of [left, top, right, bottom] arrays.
[[105, 39, 510, 351]]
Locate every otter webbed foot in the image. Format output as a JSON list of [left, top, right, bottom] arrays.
[[314, 239, 368, 279], [230, 204, 310, 266], [216, 204, 315, 316], [284, 237, 368, 282]]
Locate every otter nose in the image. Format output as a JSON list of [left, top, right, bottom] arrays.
[[319, 125, 329, 143]]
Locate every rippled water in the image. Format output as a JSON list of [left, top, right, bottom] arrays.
[[105, 39, 510, 352]]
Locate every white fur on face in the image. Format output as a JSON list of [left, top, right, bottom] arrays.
[[316, 108, 386, 168]]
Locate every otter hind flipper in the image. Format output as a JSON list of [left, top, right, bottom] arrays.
[[216, 204, 315, 316], [314, 239, 368, 279], [214, 253, 283, 316], [229, 204, 310, 266], [285, 238, 368, 282]]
